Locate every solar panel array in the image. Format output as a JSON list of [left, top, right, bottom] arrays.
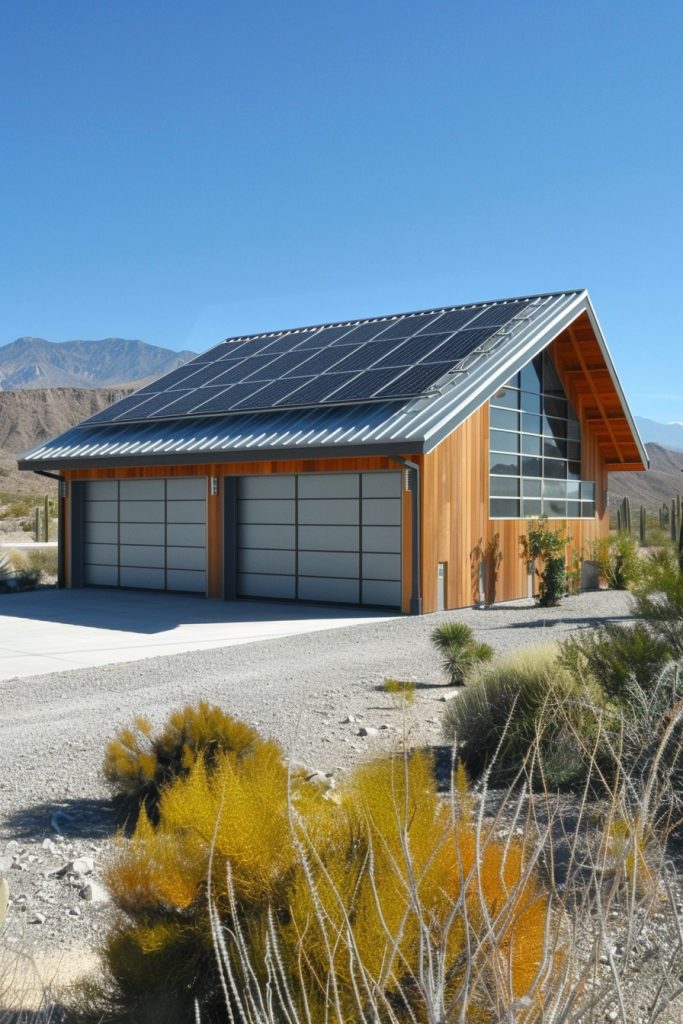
[[85, 300, 534, 425]]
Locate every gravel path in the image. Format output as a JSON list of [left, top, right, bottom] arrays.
[[0, 590, 634, 965]]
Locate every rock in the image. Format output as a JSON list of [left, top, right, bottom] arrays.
[[70, 857, 95, 876], [29, 911, 46, 925], [80, 881, 110, 903], [358, 726, 379, 737], [439, 692, 459, 702], [343, 715, 357, 724], [41, 838, 58, 856], [0, 855, 12, 874], [68, 907, 81, 917], [0, 878, 8, 926]]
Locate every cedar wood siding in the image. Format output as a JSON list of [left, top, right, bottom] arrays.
[[418, 334, 610, 612]]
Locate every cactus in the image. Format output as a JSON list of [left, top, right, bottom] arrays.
[[43, 493, 49, 541], [679, 519, 683, 573], [672, 500, 678, 543], [616, 507, 622, 534], [640, 505, 646, 546], [624, 496, 632, 534], [0, 876, 8, 927]]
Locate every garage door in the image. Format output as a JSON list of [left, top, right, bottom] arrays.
[[236, 471, 402, 608], [82, 478, 206, 593]]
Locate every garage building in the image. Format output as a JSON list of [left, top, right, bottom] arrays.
[[19, 290, 647, 614]]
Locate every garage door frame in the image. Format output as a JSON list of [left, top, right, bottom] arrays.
[[227, 471, 403, 609]]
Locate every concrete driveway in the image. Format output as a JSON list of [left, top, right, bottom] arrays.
[[0, 588, 397, 681]]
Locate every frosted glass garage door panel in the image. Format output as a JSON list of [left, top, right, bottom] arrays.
[[298, 526, 359, 552], [362, 498, 401, 526], [119, 567, 165, 589], [239, 476, 295, 500], [237, 500, 295, 525], [298, 499, 359, 525], [84, 481, 118, 500], [238, 524, 295, 550], [298, 474, 359, 499], [166, 546, 206, 571], [84, 522, 117, 544], [237, 548, 296, 575], [119, 545, 165, 569], [298, 577, 360, 604], [167, 501, 205, 524], [167, 523, 205, 547], [237, 573, 296, 599], [297, 551, 359, 578], [84, 501, 118, 523], [167, 569, 206, 592], [84, 543, 118, 566], [120, 479, 165, 500], [362, 553, 401, 581], [84, 564, 118, 586], [362, 527, 401, 553], [166, 478, 206, 499], [361, 472, 402, 498], [119, 523, 165, 546], [120, 501, 165, 523], [362, 580, 402, 607]]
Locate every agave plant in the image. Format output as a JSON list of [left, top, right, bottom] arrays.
[[431, 621, 494, 686]]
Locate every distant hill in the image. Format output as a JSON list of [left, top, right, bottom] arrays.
[[635, 416, 683, 453], [609, 443, 683, 512], [0, 386, 135, 494], [0, 336, 196, 390]]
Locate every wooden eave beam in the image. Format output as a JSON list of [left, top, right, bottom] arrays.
[[567, 326, 627, 465]]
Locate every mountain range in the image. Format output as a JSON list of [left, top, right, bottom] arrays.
[[635, 416, 683, 454], [0, 336, 197, 390]]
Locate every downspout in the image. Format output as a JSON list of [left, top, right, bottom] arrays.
[[389, 456, 422, 615]]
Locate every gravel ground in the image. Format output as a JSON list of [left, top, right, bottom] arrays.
[[0, 587, 637, 1005]]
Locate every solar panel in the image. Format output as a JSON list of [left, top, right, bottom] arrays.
[[468, 301, 529, 329], [295, 325, 352, 349], [231, 377, 308, 409], [276, 373, 352, 407], [320, 367, 401, 403], [84, 295, 545, 425], [375, 313, 441, 341], [330, 321, 391, 346], [114, 391, 193, 421], [329, 344, 385, 372], [418, 308, 481, 334], [375, 363, 452, 398], [371, 334, 450, 368], [283, 346, 356, 377]]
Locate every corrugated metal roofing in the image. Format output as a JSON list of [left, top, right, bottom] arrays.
[[19, 290, 647, 469]]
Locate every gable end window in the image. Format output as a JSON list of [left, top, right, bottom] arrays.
[[489, 351, 596, 519]]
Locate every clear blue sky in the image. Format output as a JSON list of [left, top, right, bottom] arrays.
[[1, 1, 681, 420]]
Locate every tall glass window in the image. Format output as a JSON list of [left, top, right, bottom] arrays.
[[489, 351, 596, 519]]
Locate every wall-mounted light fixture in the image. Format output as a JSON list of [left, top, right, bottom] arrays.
[[210, 476, 219, 496]]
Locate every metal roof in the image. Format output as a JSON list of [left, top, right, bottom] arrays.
[[19, 290, 648, 470]]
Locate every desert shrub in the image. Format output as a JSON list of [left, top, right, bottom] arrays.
[[23, 548, 58, 578], [520, 517, 570, 607], [431, 621, 494, 685], [103, 702, 261, 820], [591, 534, 641, 590], [559, 622, 672, 706], [0, 556, 11, 583], [634, 546, 683, 657], [442, 645, 603, 787], [382, 677, 415, 703], [91, 732, 557, 1024]]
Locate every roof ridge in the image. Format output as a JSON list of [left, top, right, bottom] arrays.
[[221, 289, 586, 345]]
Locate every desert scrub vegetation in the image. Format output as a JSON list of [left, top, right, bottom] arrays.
[[103, 702, 261, 820], [430, 621, 493, 685], [442, 645, 603, 788], [591, 533, 642, 590], [77, 708, 567, 1024], [68, 703, 683, 1024]]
